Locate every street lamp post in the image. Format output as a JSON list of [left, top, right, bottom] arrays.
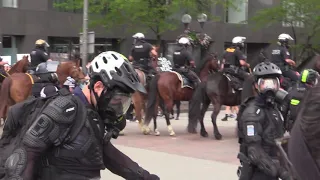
[[82, 0, 89, 70], [181, 14, 192, 32], [197, 13, 208, 30]]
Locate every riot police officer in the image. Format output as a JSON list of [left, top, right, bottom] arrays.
[[31, 62, 60, 98], [172, 37, 200, 87], [2, 51, 159, 180], [30, 39, 50, 70], [129, 33, 157, 81], [271, 33, 298, 82], [286, 69, 319, 131], [237, 62, 292, 180]]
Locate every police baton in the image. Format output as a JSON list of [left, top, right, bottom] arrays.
[[275, 136, 302, 180]]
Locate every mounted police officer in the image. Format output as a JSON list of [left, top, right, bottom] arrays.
[[129, 33, 157, 82], [237, 62, 292, 180], [1, 51, 159, 180], [172, 37, 200, 87], [222, 36, 250, 82], [271, 33, 298, 82], [286, 69, 319, 131], [30, 39, 50, 70]]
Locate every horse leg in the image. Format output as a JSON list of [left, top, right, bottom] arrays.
[[199, 100, 211, 137], [211, 100, 223, 140], [175, 101, 181, 120], [163, 99, 175, 136]]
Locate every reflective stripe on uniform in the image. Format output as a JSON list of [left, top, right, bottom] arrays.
[[290, 99, 300, 105], [301, 69, 309, 83]]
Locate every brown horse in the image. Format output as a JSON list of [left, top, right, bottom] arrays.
[[131, 45, 159, 130], [142, 53, 220, 136], [0, 56, 30, 83], [0, 59, 85, 124]]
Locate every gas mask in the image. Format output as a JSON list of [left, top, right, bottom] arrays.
[[257, 77, 286, 105], [95, 88, 132, 138]]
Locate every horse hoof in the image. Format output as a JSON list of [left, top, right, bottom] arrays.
[[187, 127, 197, 134], [154, 129, 160, 136], [215, 134, 222, 140], [169, 131, 176, 136], [175, 117, 179, 120], [200, 131, 208, 137], [142, 126, 151, 135]]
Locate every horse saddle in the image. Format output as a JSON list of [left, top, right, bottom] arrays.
[[224, 73, 243, 92], [170, 71, 193, 89]]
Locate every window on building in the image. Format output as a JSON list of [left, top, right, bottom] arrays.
[[2, 0, 18, 8], [225, 0, 248, 24], [2, 36, 12, 48], [282, 2, 304, 28]]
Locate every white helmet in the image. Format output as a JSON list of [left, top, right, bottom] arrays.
[[278, 33, 294, 41], [132, 33, 145, 39], [232, 36, 246, 44], [89, 51, 146, 93], [178, 37, 190, 45]]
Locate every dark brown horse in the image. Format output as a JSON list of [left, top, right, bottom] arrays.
[[188, 71, 257, 140], [142, 53, 220, 136], [131, 45, 159, 131], [0, 59, 85, 124], [0, 56, 30, 83]]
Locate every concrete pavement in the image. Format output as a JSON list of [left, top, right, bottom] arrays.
[[0, 110, 241, 179], [101, 144, 239, 180], [102, 110, 240, 179]]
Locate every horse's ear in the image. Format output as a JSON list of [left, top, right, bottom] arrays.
[[75, 59, 81, 67]]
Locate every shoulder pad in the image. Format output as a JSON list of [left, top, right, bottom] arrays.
[[242, 96, 255, 105], [241, 101, 265, 122], [41, 95, 78, 124]]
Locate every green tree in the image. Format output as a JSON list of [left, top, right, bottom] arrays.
[[54, 0, 234, 44], [249, 0, 320, 63]]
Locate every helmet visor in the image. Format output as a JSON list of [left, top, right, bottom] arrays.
[[257, 78, 280, 93], [108, 92, 132, 117]]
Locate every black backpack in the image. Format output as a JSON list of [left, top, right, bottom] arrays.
[[0, 89, 71, 179]]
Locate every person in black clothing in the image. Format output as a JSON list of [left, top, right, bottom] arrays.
[[237, 62, 292, 180], [30, 39, 50, 70], [129, 33, 157, 83], [271, 33, 298, 82], [222, 36, 250, 82], [2, 51, 159, 180], [172, 37, 200, 87], [285, 69, 318, 131]]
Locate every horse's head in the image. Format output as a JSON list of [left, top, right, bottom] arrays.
[[9, 55, 30, 74], [202, 52, 220, 72], [57, 59, 85, 84]]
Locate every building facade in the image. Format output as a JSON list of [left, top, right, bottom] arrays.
[[0, 0, 295, 65]]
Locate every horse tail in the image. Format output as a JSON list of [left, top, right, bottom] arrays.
[[188, 82, 206, 130], [145, 74, 160, 125], [0, 77, 12, 119]]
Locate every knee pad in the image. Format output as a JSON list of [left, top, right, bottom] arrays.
[[5, 148, 27, 178]]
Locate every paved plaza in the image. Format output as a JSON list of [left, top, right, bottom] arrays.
[[102, 110, 240, 180], [0, 110, 241, 180]]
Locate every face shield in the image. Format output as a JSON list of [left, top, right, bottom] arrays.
[[96, 88, 132, 132], [257, 78, 280, 94]]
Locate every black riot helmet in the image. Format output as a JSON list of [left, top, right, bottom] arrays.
[[35, 62, 59, 84], [300, 69, 319, 86]]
